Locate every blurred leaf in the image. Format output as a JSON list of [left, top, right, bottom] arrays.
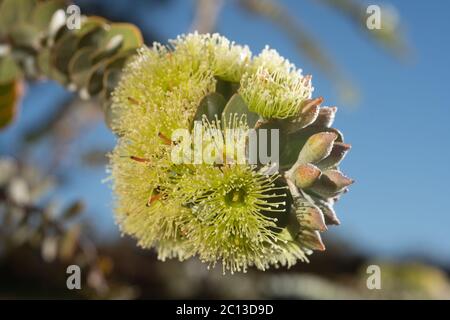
[[62, 201, 85, 221], [103, 23, 143, 53], [77, 24, 108, 49], [57, 19, 142, 99], [36, 46, 52, 76], [0, 55, 21, 84], [47, 8, 67, 41], [86, 65, 105, 96], [31, 0, 66, 33], [41, 236, 58, 262], [7, 176, 30, 205], [0, 80, 21, 130], [101, 50, 133, 96], [0, 0, 36, 36], [102, 67, 122, 99], [51, 31, 80, 80], [68, 46, 98, 89], [80, 23, 143, 96], [9, 24, 41, 49], [86, 49, 136, 98], [0, 157, 18, 185], [59, 224, 81, 262], [90, 36, 123, 66]]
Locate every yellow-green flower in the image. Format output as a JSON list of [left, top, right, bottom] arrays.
[[109, 33, 352, 273], [170, 32, 252, 82], [239, 46, 313, 119]]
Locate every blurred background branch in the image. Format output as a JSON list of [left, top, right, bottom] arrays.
[[190, 0, 225, 33], [314, 0, 409, 59], [238, 0, 355, 102]]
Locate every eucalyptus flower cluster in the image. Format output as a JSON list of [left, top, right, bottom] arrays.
[[110, 33, 352, 273]]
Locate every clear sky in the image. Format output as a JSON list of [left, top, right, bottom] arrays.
[[1, 0, 449, 263]]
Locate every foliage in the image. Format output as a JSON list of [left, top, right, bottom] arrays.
[[0, 0, 143, 129], [0, 156, 129, 297]]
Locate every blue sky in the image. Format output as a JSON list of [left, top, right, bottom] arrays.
[[1, 0, 449, 262]]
